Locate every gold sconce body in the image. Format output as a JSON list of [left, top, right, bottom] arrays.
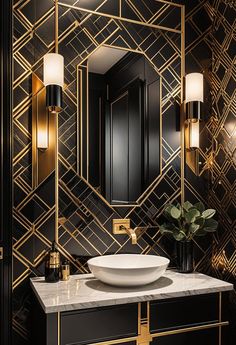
[[185, 73, 204, 174], [37, 107, 49, 151], [32, 75, 56, 188], [185, 119, 200, 150]]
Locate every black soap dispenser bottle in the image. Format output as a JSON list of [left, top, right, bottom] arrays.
[[45, 241, 60, 283]]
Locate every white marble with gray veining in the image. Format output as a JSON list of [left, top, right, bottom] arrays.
[[30, 270, 233, 314]]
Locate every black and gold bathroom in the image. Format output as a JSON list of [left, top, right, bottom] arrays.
[[0, 0, 235, 344]]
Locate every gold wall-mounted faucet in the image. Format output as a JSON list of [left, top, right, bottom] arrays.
[[112, 219, 146, 245], [120, 225, 138, 245]]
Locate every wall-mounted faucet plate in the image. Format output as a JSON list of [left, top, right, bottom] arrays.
[[113, 219, 130, 235]]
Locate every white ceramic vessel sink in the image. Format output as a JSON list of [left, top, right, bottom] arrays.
[[88, 254, 170, 287]]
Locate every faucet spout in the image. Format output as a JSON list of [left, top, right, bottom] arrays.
[[129, 229, 137, 245], [120, 226, 137, 245], [113, 219, 147, 245]]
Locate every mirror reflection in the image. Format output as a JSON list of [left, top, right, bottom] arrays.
[[79, 46, 161, 205]]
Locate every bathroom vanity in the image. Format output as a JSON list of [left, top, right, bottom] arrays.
[[31, 270, 233, 345]]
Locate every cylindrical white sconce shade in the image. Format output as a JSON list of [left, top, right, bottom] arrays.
[[185, 73, 204, 103], [43, 53, 64, 87], [189, 120, 200, 149], [43, 53, 64, 112]]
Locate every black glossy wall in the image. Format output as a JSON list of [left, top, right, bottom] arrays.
[[12, 1, 235, 344]]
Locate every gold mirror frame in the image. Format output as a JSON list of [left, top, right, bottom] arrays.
[[58, 0, 185, 200], [56, 0, 185, 239]]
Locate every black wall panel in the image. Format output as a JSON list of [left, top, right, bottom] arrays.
[[12, 1, 236, 344]]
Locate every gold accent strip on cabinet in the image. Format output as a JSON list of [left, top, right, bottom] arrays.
[[152, 321, 229, 338], [89, 337, 138, 345], [58, 311, 60, 345], [219, 292, 222, 345], [138, 302, 152, 344]]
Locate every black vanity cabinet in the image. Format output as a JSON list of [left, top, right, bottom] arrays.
[[33, 292, 230, 345], [60, 304, 138, 345]]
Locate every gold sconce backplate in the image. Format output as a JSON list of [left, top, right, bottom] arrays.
[[32, 74, 56, 188], [185, 121, 199, 176]]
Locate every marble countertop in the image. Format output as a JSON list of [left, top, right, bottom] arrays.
[[30, 270, 233, 314]]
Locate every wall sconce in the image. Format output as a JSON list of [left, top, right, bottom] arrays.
[[185, 73, 204, 149], [43, 53, 64, 113]]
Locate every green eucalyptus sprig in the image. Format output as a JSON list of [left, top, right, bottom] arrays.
[[159, 201, 218, 242]]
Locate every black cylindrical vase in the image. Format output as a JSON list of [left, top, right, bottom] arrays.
[[177, 241, 194, 273]]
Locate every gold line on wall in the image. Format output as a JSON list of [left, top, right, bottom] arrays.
[[58, 2, 182, 33], [180, 4, 185, 205]]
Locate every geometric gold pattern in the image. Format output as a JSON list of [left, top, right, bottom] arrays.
[[57, 0, 183, 271], [12, 1, 235, 344], [210, 0, 236, 283]]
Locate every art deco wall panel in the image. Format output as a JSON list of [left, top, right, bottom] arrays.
[[57, 1, 184, 276], [12, 1, 235, 344], [210, 0, 236, 283]]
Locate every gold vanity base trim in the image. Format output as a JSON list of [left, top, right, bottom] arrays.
[[152, 321, 229, 338], [137, 302, 152, 345], [89, 337, 137, 345], [87, 321, 229, 345]]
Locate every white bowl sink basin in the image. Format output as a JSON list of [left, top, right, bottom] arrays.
[[87, 254, 170, 287]]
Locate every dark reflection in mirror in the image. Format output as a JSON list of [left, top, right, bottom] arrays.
[[79, 46, 161, 205]]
